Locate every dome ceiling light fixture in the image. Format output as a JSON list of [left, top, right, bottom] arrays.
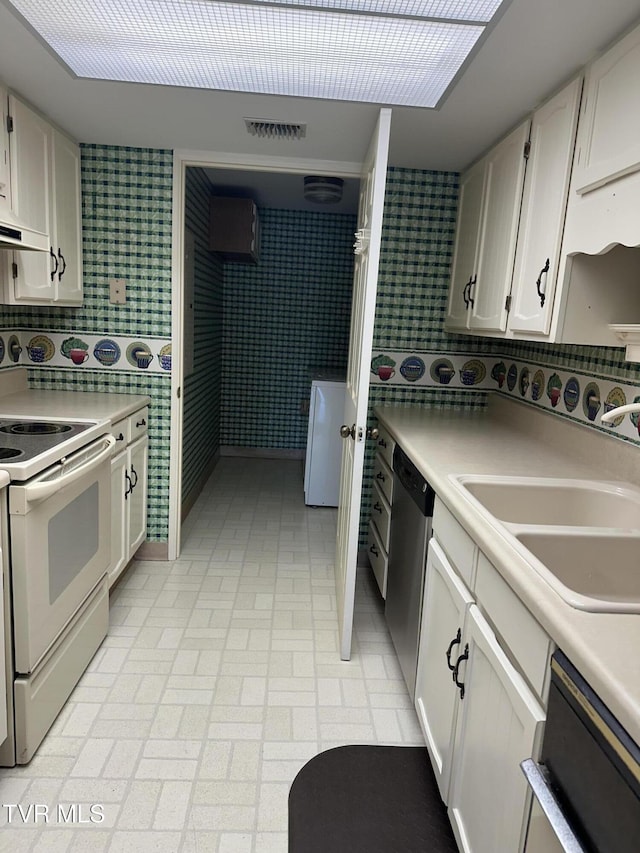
[[303, 176, 344, 204]]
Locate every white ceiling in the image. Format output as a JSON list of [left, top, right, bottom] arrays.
[[0, 0, 638, 177]]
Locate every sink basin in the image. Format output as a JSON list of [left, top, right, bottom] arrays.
[[453, 475, 640, 529], [514, 530, 640, 613], [450, 474, 640, 612]]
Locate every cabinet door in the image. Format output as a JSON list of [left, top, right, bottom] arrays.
[[448, 605, 545, 853], [445, 158, 485, 330], [470, 120, 530, 332], [415, 538, 474, 803], [127, 435, 148, 558], [109, 448, 128, 588], [573, 22, 640, 196], [51, 129, 83, 304], [508, 79, 582, 336], [7, 96, 55, 302]]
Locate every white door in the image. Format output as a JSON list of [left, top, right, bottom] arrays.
[[508, 78, 582, 336], [445, 157, 486, 330], [415, 539, 474, 803], [448, 605, 545, 853], [335, 108, 391, 661], [470, 120, 530, 332]]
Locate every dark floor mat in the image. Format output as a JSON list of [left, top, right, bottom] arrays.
[[288, 745, 458, 852]]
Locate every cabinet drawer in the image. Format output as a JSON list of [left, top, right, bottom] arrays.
[[373, 452, 393, 505], [370, 480, 392, 546], [374, 425, 394, 469], [110, 417, 130, 447], [432, 497, 477, 589], [130, 407, 149, 441], [367, 520, 388, 599], [475, 552, 553, 702]]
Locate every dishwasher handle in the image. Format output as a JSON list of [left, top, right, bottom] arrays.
[[520, 759, 586, 853]]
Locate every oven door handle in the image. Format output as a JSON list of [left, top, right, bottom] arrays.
[[520, 759, 586, 853], [21, 435, 116, 505]]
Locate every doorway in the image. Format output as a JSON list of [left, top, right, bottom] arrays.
[[169, 152, 363, 558]]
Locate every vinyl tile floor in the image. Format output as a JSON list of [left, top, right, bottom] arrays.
[[0, 458, 424, 853]]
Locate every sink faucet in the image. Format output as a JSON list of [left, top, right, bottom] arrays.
[[601, 402, 640, 423]]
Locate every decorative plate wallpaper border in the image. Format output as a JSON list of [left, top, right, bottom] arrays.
[[0, 331, 172, 374], [370, 350, 640, 444]]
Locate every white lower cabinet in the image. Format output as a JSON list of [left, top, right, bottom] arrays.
[[448, 606, 545, 853], [109, 410, 148, 588], [416, 497, 550, 853], [415, 538, 473, 801]]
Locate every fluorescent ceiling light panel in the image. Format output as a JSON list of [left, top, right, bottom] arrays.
[[6, 0, 506, 108]]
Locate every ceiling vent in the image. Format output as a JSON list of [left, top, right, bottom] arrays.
[[244, 118, 307, 141], [303, 176, 344, 204]]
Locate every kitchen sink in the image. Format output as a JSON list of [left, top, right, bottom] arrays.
[[514, 530, 640, 613], [450, 474, 640, 612], [452, 475, 640, 529]]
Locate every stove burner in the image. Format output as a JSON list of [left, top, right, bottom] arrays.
[[0, 447, 23, 459], [0, 422, 73, 436]]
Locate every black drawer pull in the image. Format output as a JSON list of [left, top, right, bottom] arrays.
[[378, 438, 387, 448], [376, 471, 386, 482], [116, 432, 125, 442], [373, 502, 383, 514], [136, 418, 146, 428], [369, 543, 379, 558]]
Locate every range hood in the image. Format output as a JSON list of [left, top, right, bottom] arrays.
[[0, 213, 48, 252]]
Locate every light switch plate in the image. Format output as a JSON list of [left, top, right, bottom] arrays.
[[109, 278, 126, 304]]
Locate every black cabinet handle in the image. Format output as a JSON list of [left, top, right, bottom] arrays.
[[376, 471, 386, 482], [536, 258, 550, 307], [136, 418, 146, 428], [116, 432, 125, 442], [373, 502, 383, 514], [369, 543, 379, 558], [49, 247, 58, 282], [130, 464, 138, 490], [124, 471, 132, 499], [378, 438, 387, 448], [57, 248, 66, 280], [462, 276, 471, 307], [446, 628, 462, 672], [452, 643, 469, 699], [468, 274, 476, 308]]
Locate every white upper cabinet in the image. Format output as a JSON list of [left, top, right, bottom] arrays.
[[572, 23, 640, 197], [445, 120, 530, 334], [561, 20, 640, 259], [2, 93, 82, 305], [446, 158, 485, 329], [508, 78, 583, 336]]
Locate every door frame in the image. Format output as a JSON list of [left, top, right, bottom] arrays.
[[168, 148, 365, 559]]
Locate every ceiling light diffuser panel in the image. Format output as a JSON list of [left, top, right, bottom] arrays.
[[6, 0, 506, 108]]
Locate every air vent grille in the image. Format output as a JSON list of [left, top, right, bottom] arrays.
[[244, 118, 307, 141]]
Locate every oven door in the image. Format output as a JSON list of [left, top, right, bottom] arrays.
[[9, 434, 115, 673]]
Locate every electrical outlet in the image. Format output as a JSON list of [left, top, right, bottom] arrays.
[[109, 278, 126, 304]]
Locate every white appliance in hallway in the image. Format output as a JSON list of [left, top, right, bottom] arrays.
[[304, 374, 346, 507]]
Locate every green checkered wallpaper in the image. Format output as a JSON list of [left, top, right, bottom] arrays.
[[0, 148, 637, 551], [0, 145, 174, 543], [182, 167, 224, 505], [221, 208, 356, 449]]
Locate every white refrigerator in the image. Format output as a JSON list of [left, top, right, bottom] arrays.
[[304, 378, 346, 506]]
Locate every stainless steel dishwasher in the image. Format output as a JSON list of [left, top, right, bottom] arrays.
[[385, 445, 435, 698]]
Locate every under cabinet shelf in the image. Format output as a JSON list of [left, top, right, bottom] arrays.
[[609, 325, 640, 362]]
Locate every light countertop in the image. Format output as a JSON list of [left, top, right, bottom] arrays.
[[0, 389, 150, 425], [375, 396, 640, 744], [0, 370, 150, 425]]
